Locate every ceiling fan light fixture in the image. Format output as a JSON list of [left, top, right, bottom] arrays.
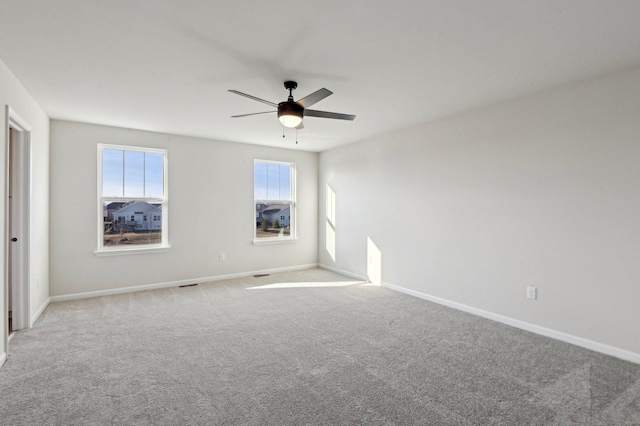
[[278, 102, 303, 128], [279, 114, 303, 128]]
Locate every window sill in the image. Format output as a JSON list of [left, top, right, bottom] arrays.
[[95, 245, 170, 257], [253, 238, 297, 246]]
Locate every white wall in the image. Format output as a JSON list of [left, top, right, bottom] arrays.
[[50, 121, 318, 297], [0, 58, 50, 364], [319, 65, 640, 359]]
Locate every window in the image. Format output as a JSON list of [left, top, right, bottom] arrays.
[[254, 160, 296, 243], [98, 144, 168, 254]]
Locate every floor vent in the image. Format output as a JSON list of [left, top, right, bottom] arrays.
[[253, 274, 270, 278], [179, 283, 198, 288]]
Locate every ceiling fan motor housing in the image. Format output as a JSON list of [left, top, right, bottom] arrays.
[[278, 101, 304, 121], [278, 101, 303, 115]]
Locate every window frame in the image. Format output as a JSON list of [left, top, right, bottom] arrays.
[[253, 159, 297, 245], [96, 144, 169, 256]]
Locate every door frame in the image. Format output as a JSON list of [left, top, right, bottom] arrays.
[[4, 106, 31, 352]]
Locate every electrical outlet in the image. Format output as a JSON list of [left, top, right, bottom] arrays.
[[219, 253, 225, 261], [527, 286, 537, 300]]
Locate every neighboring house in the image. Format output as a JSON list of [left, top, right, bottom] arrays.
[[104, 201, 128, 221], [112, 201, 162, 232], [260, 204, 290, 228]]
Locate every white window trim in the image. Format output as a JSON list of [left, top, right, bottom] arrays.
[[96, 144, 169, 255], [253, 159, 297, 244], [252, 238, 297, 246]]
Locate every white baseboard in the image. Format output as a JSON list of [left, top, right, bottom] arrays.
[[50, 264, 320, 302], [319, 264, 368, 282], [382, 281, 640, 365], [30, 297, 51, 327], [0, 352, 6, 368]]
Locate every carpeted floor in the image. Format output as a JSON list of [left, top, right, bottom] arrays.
[[1, 268, 639, 425]]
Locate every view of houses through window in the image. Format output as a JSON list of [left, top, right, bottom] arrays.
[[99, 145, 167, 250], [254, 160, 295, 240]]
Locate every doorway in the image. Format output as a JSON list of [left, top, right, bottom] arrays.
[[5, 107, 31, 349]]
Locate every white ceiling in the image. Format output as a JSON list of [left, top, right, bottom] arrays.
[[2, 1, 640, 152]]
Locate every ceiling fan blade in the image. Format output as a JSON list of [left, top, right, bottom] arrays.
[[295, 122, 304, 130], [304, 109, 356, 121], [296, 88, 332, 108], [231, 111, 276, 118], [228, 90, 278, 107]]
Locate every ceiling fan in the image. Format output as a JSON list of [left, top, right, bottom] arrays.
[[229, 81, 355, 129]]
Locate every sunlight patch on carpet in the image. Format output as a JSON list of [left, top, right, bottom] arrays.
[[247, 280, 366, 290]]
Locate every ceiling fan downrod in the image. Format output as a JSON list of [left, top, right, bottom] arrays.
[[284, 80, 298, 101]]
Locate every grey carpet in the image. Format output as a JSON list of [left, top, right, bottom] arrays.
[[1, 268, 639, 425]]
